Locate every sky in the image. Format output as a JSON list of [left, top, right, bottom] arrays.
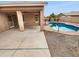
[[44, 1, 79, 16]]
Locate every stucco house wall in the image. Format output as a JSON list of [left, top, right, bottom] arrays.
[[0, 13, 9, 32], [23, 13, 40, 27], [0, 12, 40, 32], [60, 11, 79, 24], [59, 16, 79, 24], [23, 13, 36, 27]]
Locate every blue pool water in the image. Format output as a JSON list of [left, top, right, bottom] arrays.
[[49, 22, 79, 32]]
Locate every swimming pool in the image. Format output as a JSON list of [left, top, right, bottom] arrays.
[[49, 22, 79, 32]]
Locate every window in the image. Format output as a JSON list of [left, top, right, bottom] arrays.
[[35, 15, 38, 21]]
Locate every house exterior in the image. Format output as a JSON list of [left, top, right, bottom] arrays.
[[59, 11, 79, 23], [0, 2, 47, 32]]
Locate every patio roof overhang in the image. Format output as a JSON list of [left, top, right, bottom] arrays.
[[0, 2, 47, 13], [0, 1, 48, 7], [0, 6, 44, 13]]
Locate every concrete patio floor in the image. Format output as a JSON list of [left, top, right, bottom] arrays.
[[0, 26, 50, 57]]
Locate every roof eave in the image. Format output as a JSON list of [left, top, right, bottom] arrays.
[[0, 2, 48, 7]]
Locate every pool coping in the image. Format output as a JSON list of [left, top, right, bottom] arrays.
[[61, 22, 79, 27], [44, 22, 79, 35]]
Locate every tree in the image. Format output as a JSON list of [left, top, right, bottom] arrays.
[[50, 13, 57, 21], [49, 13, 65, 22]]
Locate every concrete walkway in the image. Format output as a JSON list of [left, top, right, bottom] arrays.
[[0, 26, 50, 57]]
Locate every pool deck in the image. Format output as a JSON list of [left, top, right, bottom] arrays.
[[61, 22, 79, 27]]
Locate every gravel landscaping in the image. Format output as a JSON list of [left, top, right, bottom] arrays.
[[44, 30, 79, 57]]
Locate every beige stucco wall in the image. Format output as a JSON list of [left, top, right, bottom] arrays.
[[23, 13, 39, 28], [60, 16, 79, 24], [70, 17, 79, 23], [0, 13, 9, 32]]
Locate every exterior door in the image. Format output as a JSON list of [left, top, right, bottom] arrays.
[[8, 15, 19, 29]]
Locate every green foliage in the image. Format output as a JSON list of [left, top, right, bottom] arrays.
[[49, 13, 65, 22], [50, 13, 56, 21]]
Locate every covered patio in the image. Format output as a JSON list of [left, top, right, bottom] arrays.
[[0, 2, 47, 32]]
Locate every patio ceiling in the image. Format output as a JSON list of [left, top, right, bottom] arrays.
[[0, 6, 43, 12]]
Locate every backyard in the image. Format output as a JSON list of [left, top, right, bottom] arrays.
[[0, 1, 79, 57]]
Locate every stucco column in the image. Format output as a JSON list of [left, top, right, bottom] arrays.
[[16, 11, 24, 31], [40, 10, 44, 31]]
